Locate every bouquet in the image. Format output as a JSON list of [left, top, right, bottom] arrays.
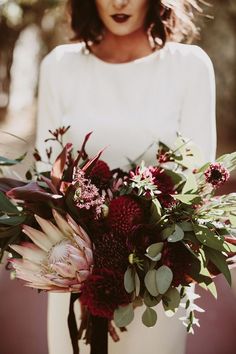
[[0, 127, 236, 354]]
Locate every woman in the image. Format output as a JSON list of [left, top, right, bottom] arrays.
[[37, 1, 216, 353]]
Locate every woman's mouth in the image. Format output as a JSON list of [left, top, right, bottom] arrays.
[[111, 14, 131, 23]]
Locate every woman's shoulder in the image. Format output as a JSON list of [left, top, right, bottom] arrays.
[[165, 42, 214, 73], [40, 43, 85, 71]]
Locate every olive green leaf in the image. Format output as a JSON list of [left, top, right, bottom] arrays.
[[144, 270, 159, 296], [142, 307, 157, 327], [124, 267, 135, 293], [162, 287, 181, 311], [167, 224, 184, 243], [156, 265, 173, 294], [114, 304, 134, 328]]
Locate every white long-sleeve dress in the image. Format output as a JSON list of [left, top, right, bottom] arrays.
[[36, 41, 216, 354]]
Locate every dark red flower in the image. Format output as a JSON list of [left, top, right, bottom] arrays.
[[204, 163, 230, 188], [94, 232, 129, 271], [80, 269, 130, 319], [108, 196, 144, 237], [149, 167, 176, 208], [89, 160, 112, 187], [161, 242, 200, 286], [127, 224, 160, 253]]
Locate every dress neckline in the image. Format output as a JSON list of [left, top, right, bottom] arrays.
[[86, 42, 170, 67]]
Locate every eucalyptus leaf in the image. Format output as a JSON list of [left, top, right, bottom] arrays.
[[182, 173, 198, 194], [178, 221, 193, 232], [194, 224, 225, 251], [162, 287, 181, 311], [205, 247, 231, 286], [156, 265, 173, 294], [167, 224, 184, 243], [144, 270, 159, 296], [174, 194, 200, 205], [142, 307, 157, 327], [146, 242, 164, 259], [135, 271, 140, 297], [143, 291, 162, 307], [124, 267, 135, 294], [161, 224, 175, 240], [114, 304, 134, 327], [0, 191, 20, 214]]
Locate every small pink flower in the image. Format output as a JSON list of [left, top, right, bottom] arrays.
[[73, 169, 105, 215], [204, 163, 230, 188]]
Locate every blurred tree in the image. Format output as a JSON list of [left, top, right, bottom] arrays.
[[196, 0, 236, 153], [0, 0, 67, 119]]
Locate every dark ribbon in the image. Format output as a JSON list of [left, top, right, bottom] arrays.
[[68, 294, 108, 354], [90, 316, 108, 354]]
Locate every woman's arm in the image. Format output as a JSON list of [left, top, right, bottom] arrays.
[[36, 50, 62, 169], [178, 46, 217, 162]]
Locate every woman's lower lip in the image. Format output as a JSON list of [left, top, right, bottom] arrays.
[[111, 15, 131, 23]]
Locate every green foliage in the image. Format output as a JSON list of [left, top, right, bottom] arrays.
[[0, 153, 26, 166], [144, 270, 159, 297], [193, 224, 225, 251], [114, 304, 134, 328], [146, 242, 163, 261], [142, 307, 157, 327], [162, 287, 181, 311], [0, 191, 20, 214], [156, 266, 173, 294]]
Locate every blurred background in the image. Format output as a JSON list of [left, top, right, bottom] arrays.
[[0, 1, 235, 353]]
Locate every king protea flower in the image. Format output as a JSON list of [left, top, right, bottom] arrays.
[[10, 210, 93, 292]]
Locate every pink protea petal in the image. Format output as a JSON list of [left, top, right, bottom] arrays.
[[50, 277, 79, 287], [52, 209, 74, 237], [70, 284, 82, 291], [67, 245, 84, 258], [51, 262, 76, 278], [67, 215, 91, 246], [83, 247, 93, 266], [73, 234, 90, 251], [69, 254, 88, 271], [11, 212, 93, 292], [10, 244, 46, 264], [77, 270, 90, 282], [10, 258, 42, 273], [35, 215, 65, 244], [23, 225, 53, 252]]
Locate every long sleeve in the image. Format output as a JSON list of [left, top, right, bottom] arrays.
[[36, 51, 62, 168], [178, 46, 217, 162]]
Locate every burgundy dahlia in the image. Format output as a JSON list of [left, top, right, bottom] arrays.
[[108, 196, 144, 237], [150, 167, 176, 208], [94, 232, 129, 271], [80, 269, 130, 319], [204, 163, 230, 188], [127, 224, 160, 253], [89, 160, 112, 187], [161, 242, 200, 286]]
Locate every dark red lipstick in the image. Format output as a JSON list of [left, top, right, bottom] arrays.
[[111, 14, 131, 23]]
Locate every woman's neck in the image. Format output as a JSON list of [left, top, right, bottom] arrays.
[[90, 28, 155, 64]]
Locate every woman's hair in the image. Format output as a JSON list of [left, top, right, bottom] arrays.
[[67, 0, 205, 48]]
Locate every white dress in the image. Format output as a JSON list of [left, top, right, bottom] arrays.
[[36, 41, 216, 354]]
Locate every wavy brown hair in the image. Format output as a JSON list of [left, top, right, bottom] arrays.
[[67, 0, 206, 48]]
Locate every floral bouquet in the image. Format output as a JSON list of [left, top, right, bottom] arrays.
[[0, 127, 236, 354]]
